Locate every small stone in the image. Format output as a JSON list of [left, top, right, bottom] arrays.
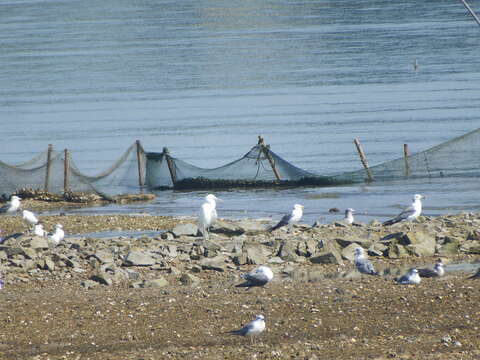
[[144, 277, 168, 288], [179, 273, 200, 286], [123, 251, 155, 266]]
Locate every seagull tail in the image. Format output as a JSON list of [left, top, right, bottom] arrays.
[[382, 218, 399, 226], [226, 329, 244, 336]]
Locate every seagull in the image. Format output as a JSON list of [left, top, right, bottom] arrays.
[[0, 195, 21, 214], [227, 314, 265, 344], [383, 194, 425, 227], [344, 208, 355, 224], [236, 265, 274, 288], [354, 247, 378, 276], [396, 268, 421, 285], [418, 261, 445, 278], [198, 194, 221, 240], [34, 223, 47, 237], [49, 224, 64, 245], [467, 267, 480, 279], [22, 209, 39, 230], [268, 204, 304, 233]]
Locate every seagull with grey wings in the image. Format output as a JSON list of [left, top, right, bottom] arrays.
[[468, 267, 480, 279], [383, 194, 425, 226], [354, 247, 379, 276], [236, 265, 274, 288], [0, 195, 21, 214], [344, 208, 355, 225], [227, 314, 265, 344], [418, 261, 445, 278], [268, 204, 304, 233], [396, 268, 421, 285]]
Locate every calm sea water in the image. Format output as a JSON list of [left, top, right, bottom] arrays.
[[1, 0, 480, 223]]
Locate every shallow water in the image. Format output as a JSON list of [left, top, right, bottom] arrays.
[[1, 0, 480, 223]]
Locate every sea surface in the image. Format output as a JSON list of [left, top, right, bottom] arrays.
[[1, 0, 480, 224]]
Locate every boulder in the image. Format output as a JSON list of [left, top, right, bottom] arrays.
[[200, 256, 226, 272], [278, 241, 303, 263], [386, 243, 410, 258], [171, 223, 199, 237], [211, 219, 243, 236], [341, 243, 359, 262], [143, 277, 169, 288], [235, 220, 267, 235], [309, 250, 343, 265], [243, 243, 272, 265], [437, 236, 460, 256], [28, 236, 50, 250], [123, 251, 155, 266], [92, 249, 114, 264]]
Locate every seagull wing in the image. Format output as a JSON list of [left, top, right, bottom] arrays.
[[228, 321, 254, 336], [355, 258, 378, 275], [236, 272, 270, 287], [418, 267, 437, 278], [383, 206, 415, 226], [0, 204, 9, 214], [268, 213, 292, 232]]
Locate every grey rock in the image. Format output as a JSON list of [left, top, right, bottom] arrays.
[[278, 241, 303, 262], [81, 280, 99, 289], [387, 243, 410, 258], [179, 273, 200, 286], [200, 256, 226, 272], [124, 268, 141, 280], [460, 241, 480, 254], [341, 243, 360, 262], [309, 250, 343, 265], [161, 232, 175, 241], [211, 219, 243, 236], [93, 250, 114, 264], [29, 236, 50, 250], [144, 277, 169, 288], [244, 243, 272, 265], [235, 220, 267, 235], [232, 253, 247, 266], [123, 251, 155, 266], [90, 272, 113, 286], [437, 236, 460, 256], [172, 223, 199, 237]]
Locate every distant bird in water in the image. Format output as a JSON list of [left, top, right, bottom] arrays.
[[354, 247, 379, 276], [418, 261, 445, 278], [344, 208, 355, 225], [268, 204, 304, 233], [396, 268, 421, 285], [383, 194, 425, 227], [198, 194, 221, 240], [413, 58, 419, 71], [49, 224, 64, 245], [227, 314, 265, 344], [22, 209, 39, 230], [236, 265, 274, 288], [34, 223, 46, 237], [468, 267, 480, 279], [0, 195, 21, 214]]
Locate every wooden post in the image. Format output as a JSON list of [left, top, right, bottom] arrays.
[[163, 147, 177, 186], [257, 136, 281, 182], [403, 143, 410, 177], [44, 144, 53, 191], [459, 0, 480, 26], [353, 138, 374, 182], [136, 140, 145, 188], [63, 149, 69, 193]]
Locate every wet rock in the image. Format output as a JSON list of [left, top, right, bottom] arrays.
[[309, 250, 343, 265], [144, 277, 168, 288], [123, 251, 155, 266], [179, 273, 200, 286], [172, 223, 198, 237]]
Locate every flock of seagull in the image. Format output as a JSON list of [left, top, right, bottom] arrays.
[[0, 195, 65, 245], [0, 192, 477, 342], [198, 192, 478, 342]]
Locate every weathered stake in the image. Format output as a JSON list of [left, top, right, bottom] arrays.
[[64, 149, 69, 193], [163, 147, 177, 186], [403, 143, 410, 177], [136, 140, 145, 189], [353, 138, 374, 182], [258, 136, 281, 182], [44, 144, 53, 191]]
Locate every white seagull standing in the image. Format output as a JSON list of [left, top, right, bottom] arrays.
[[227, 314, 265, 344], [344, 208, 355, 225], [354, 247, 379, 276], [22, 209, 39, 230], [418, 261, 445, 278], [0, 195, 21, 214], [49, 224, 65, 245], [268, 204, 304, 233], [198, 194, 221, 240], [236, 265, 274, 288], [383, 194, 425, 226], [34, 223, 47, 237], [396, 268, 421, 285]]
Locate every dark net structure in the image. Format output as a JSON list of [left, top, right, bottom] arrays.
[[1, 128, 479, 196]]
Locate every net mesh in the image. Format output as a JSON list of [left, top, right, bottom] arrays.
[[0, 128, 479, 196]]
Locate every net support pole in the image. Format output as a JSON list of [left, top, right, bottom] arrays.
[[459, 0, 480, 26], [163, 147, 177, 187], [44, 144, 53, 192], [136, 140, 145, 189], [353, 138, 374, 182], [63, 149, 69, 193], [258, 136, 281, 183], [403, 143, 410, 177]]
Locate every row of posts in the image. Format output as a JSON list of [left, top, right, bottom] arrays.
[[44, 144, 70, 193]]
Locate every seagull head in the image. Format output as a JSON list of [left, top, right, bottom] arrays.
[[255, 314, 265, 321], [205, 194, 221, 203], [11, 195, 21, 201], [410, 268, 419, 275], [56, 224, 63, 229], [413, 194, 425, 201], [354, 247, 364, 256], [434, 262, 444, 271], [294, 204, 304, 210], [345, 208, 355, 213]]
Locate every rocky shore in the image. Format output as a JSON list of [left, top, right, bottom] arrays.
[[0, 210, 479, 359]]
